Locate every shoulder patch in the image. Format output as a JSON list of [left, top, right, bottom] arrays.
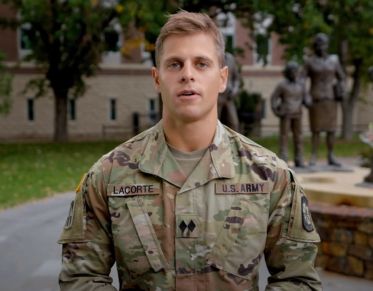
[[301, 196, 314, 232], [64, 200, 75, 229], [58, 192, 87, 244], [285, 171, 320, 242]]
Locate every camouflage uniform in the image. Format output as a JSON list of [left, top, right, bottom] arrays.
[[58, 121, 322, 291]]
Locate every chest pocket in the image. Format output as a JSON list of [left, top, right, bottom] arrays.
[[109, 197, 169, 277], [206, 192, 269, 280]]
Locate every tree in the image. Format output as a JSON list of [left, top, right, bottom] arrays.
[[0, 0, 123, 141], [117, 0, 179, 65], [245, 0, 373, 140]]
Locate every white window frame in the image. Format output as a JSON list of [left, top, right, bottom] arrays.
[[252, 13, 273, 66]]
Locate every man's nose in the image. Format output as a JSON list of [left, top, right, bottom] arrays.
[[180, 63, 195, 82]]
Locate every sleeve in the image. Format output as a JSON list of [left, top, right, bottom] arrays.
[[264, 166, 322, 291], [57, 161, 117, 291]]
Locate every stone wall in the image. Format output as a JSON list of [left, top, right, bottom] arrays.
[[310, 202, 373, 280]]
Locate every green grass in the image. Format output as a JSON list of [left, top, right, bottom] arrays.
[[0, 135, 368, 209], [0, 141, 119, 209]]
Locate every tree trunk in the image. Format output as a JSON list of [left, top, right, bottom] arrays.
[[53, 88, 69, 142], [341, 99, 355, 140], [341, 58, 362, 140]]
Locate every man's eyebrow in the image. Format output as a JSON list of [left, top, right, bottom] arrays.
[[163, 56, 183, 63], [195, 56, 213, 62]]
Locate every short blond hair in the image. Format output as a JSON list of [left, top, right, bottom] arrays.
[[155, 11, 225, 67]]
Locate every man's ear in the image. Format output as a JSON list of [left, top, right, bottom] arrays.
[[219, 66, 228, 93], [151, 67, 160, 92]]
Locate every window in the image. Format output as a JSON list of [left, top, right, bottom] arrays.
[[253, 34, 272, 66], [102, 21, 122, 65], [109, 98, 117, 121], [217, 12, 236, 53], [148, 98, 157, 124], [68, 99, 76, 121], [18, 23, 32, 59], [252, 13, 273, 66], [104, 28, 120, 52], [27, 98, 34, 121]]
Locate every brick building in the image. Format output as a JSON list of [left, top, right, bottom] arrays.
[[0, 5, 371, 141]]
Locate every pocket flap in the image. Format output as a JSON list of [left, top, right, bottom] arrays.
[[127, 199, 169, 272]]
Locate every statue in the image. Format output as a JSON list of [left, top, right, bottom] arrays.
[[218, 52, 240, 131], [271, 61, 310, 167], [360, 66, 373, 183], [359, 123, 373, 183], [303, 33, 346, 167]]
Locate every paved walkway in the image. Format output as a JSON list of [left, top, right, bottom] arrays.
[[0, 190, 372, 291]]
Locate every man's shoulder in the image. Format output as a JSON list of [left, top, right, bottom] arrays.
[[224, 126, 287, 169], [93, 125, 158, 172]]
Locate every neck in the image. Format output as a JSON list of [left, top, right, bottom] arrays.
[[162, 115, 217, 152]]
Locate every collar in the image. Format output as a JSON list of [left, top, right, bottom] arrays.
[[138, 120, 235, 188]]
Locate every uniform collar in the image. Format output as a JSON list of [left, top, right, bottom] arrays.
[[138, 120, 235, 188]]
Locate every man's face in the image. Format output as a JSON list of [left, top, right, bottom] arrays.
[[152, 32, 228, 124]]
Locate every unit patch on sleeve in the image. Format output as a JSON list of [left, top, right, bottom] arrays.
[[301, 196, 314, 232], [64, 200, 75, 229]]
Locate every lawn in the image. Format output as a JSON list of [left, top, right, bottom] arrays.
[[0, 141, 119, 209], [0, 135, 368, 209]]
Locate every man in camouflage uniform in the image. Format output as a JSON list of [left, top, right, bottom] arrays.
[[59, 11, 322, 291]]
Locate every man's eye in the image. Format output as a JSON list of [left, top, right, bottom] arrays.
[[168, 62, 181, 69], [196, 62, 209, 69]]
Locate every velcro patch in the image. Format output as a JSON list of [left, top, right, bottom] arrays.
[[215, 182, 269, 194], [108, 184, 160, 197], [64, 200, 75, 229], [301, 196, 314, 232]]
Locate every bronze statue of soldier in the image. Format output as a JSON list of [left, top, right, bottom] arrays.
[[271, 61, 310, 167], [303, 33, 346, 167], [218, 52, 240, 131]]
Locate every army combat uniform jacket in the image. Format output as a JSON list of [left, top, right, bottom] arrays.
[[59, 121, 322, 291]]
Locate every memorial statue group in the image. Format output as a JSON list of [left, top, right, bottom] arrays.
[[219, 33, 347, 169]]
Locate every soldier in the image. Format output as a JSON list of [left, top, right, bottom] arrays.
[[303, 33, 346, 166], [58, 11, 322, 290], [271, 61, 310, 167], [218, 52, 240, 131]]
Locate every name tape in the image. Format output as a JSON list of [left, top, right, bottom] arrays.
[[215, 182, 269, 194], [108, 184, 160, 197]]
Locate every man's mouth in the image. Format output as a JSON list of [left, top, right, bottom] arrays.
[[177, 90, 199, 97]]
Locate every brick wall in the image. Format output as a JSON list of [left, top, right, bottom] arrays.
[[310, 202, 373, 280]]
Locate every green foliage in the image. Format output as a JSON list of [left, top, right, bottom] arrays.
[[245, 0, 373, 75], [237, 90, 261, 113], [17, 0, 119, 96], [0, 0, 123, 140], [117, 0, 178, 64]]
